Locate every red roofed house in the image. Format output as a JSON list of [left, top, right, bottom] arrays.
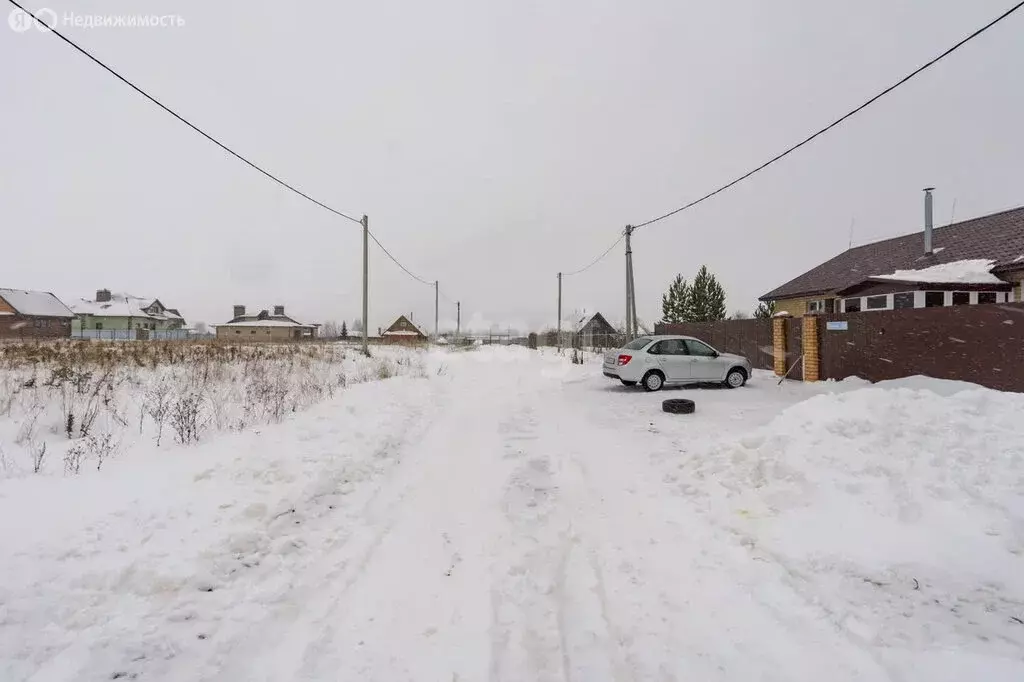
[[760, 195, 1024, 316]]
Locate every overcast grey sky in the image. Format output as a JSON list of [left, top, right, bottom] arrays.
[[3, 0, 1022, 333]]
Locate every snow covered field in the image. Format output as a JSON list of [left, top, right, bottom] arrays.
[[2, 345, 1023, 680]]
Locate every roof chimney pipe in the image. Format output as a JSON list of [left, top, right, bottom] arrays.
[[923, 187, 935, 255]]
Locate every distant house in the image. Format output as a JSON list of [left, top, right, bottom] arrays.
[[70, 289, 186, 337], [381, 315, 427, 344], [576, 312, 618, 348], [760, 201, 1024, 316], [0, 288, 74, 339], [216, 304, 318, 341]]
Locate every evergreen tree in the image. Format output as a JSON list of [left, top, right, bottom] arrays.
[[340, 321, 349, 338], [660, 275, 691, 323], [688, 265, 727, 322], [754, 300, 776, 319]]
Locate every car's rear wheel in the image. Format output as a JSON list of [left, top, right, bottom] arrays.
[[725, 367, 747, 389], [620, 380, 637, 387], [642, 370, 665, 392]]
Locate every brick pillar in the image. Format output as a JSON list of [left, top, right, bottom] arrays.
[[802, 315, 820, 382], [772, 318, 786, 376]]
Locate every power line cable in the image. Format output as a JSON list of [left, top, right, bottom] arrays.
[[562, 233, 625, 277], [5, 0, 364, 225], [367, 230, 433, 286], [8, 0, 444, 291], [631, 0, 1024, 231]]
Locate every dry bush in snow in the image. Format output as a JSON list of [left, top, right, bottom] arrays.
[[0, 341, 433, 476]]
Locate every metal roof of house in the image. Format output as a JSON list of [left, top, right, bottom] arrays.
[[217, 319, 311, 328], [383, 315, 427, 336], [579, 312, 616, 332], [69, 294, 184, 321], [0, 289, 75, 318], [760, 206, 1024, 301]]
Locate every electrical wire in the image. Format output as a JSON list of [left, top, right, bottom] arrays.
[[5, 0, 364, 225], [367, 230, 434, 286], [9, 0, 447, 292], [631, 0, 1024, 231], [562, 233, 625, 277]]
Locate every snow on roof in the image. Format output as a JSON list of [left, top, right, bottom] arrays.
[[873, 258, 1003, 284], [382, 329, 423, 336], [69, 293, 184, 321], [217, 320, 309, 328], [0, 289, 75, 317]]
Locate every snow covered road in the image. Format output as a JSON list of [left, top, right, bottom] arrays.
[[3, 347, 1024, 680]]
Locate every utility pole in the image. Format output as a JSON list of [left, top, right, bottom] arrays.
[[624, 225, 637, 339], [456, 301, 461, 339], [556, 272, 562, 351], [361, 214, 369, 356], [434, 280, 439, 338]]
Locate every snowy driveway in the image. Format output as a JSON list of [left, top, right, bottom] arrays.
[[3, 347, 1023, 681]]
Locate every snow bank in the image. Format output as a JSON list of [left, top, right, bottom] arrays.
[[873, 258, 1002, 284], [0, 345, 450, 681], [672, 384, 1024, 676]]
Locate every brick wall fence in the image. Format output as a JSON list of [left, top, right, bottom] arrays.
[[813, 302, 1024, 392], [658, 302, 1024, 391]]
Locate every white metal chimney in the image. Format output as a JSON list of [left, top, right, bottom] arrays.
[[923, 187, 935, 255]]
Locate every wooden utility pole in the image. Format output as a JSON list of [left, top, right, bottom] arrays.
[[361, 215, 369, 356], [434, 280, 439, 338], [456, 301, 461, 338]]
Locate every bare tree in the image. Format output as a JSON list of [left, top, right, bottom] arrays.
[[321, 321, 341, 339]]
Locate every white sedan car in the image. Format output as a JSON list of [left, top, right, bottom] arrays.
[[603, 335, 753, 391]]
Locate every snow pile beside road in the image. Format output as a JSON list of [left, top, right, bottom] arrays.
[[673, 382, 1024, 678]]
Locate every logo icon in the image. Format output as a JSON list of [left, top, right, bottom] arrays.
[[8, 7, 56, 32]]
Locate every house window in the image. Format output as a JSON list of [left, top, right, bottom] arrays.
[[235, 330, 241, 335], [952, 292, 970, 306], [866, 295, 888, 310], [843, 298, 861, 313], [977, 292, 997, 304], [924, 292, 945, 308], [251, 330, 257, 334], [807, 299, 826, 313], [894, 292, 915, 310], [95, 322, 104, 330]]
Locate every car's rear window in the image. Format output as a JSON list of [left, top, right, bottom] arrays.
[[623, 337, 653, 350]]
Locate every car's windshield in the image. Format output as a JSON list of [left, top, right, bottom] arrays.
[[622, 337, 653, 350]]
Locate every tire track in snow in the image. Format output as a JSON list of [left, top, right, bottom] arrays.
[[545, 377, 891, 681], [184, 380, 450, 682], [229, 358, 530, 681]]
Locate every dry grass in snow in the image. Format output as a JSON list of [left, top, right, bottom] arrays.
[[0, 341, 434, 477]]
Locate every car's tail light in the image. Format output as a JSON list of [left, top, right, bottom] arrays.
[[617, 354, 632, 366]]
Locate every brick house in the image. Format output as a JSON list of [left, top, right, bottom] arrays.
[[761, 199, 1024, 316], [0, 288, 74, 340], [215, 305, 318, 341], [381, 315, 427, 345]]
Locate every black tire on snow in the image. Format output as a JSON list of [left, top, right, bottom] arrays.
[[662, 398, 696, 414]]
